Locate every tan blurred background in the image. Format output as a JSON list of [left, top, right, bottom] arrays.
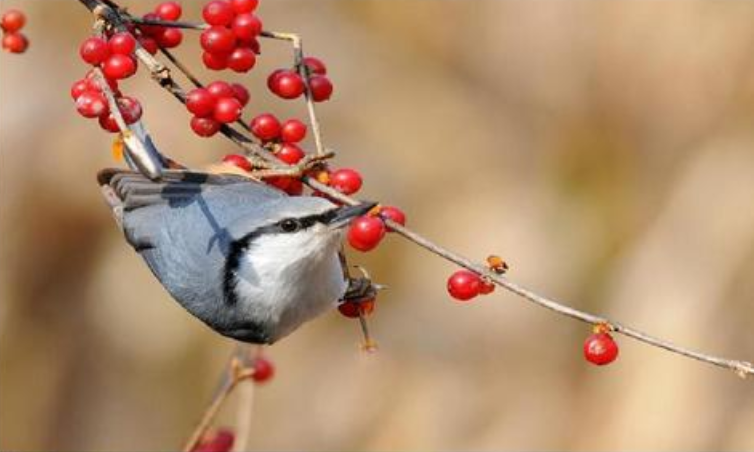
[[4, 0, 754, 450]]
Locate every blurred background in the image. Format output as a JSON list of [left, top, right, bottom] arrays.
[[4, 0, 754, 450]]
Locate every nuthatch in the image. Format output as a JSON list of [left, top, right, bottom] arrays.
[[98, 169, 375, 344]]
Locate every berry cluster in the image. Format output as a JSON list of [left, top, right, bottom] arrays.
[[267, 57, 333, 102], [138, 1, 184, 53], [186, 81, 249, 136], [1, 9, 28, 54], [200, 0, 261, 72]]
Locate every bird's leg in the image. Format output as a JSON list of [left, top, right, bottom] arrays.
[[340, 264, 384, 353], [249, 150, 335, 180]]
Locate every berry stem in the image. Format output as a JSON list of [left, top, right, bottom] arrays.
[[129, 16, 209, 31]]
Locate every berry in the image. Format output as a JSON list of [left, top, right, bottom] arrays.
[[138, 36, 159, 55], [156, 28, 183, 48], [203, 0, 235, 26], [309, 75, 333, 102], [222, 153, 252, 171], [347, 216, 386, 252], [185, 88, 216, 117], [584, 333, 619, 366], [2, 33, 27, 54], [191, 429, 235, 452], [250, 113, 281, 141], [379, 206, 406, 229], [285, 179, 304, 196], [202, 51, 228, 70], [75, 90, 109, 118], [338, 299, 375, 318], [206, 81, 234, 99], [70, 79, 90, 100], [251, 357, 275, 383], [479, 281, 495, 295], [99, 96, 143, 132], [1, 9, 26, 33], [108, 32, 137, 55], [277, 144, 305, 164], [231, 13, 262, 42], [155, 1, 182, 21], [231, 0, 259, 14], [213, 97, 242, 124], [265, 176, 292, 192], [139, 13, 165, 37], [329, 168, 362, 195], [79, 37, 110, 65], [190, 116, 221, 137], [230, 83, 250, 106], [227, 47, 256, 73], [303, 56, 327, 75], [280, 119, 307, 143], [447, 270, 482, 301], [267, 69, 285, 91], [270, 70, 305, 99], [103, 54, 137, 79], [200, 26, 236, 55]]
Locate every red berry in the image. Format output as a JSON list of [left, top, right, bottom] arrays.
[[155, 1, 182, 21], [584, 333, 619, 366], [347, 216, 386, 252], [270, 70, 305, 99], [1, 9, 25, 33], [277, 143, 305, 164], [200, 26, 236, 55], [202, 51, 228, 70], [185, 88, 216, 117], [70, 79, 90, 100], [231, 13, 262, 42], [337, 299, 375, 318], [76, 90, 109, 118], [251, 357, 275, 383], [139, 13, 165, 37], [222, 153, 252, 171], [250, 113, 281, 141], [309, 75, 333, 102], [108, 32, 136, 55], [479, 281, 495, 295], [267, 69, 285, 91], [138, 36, 159, 54], [99, 96, 143, 132], [447, 270, 482, 301], [230, 83, 249, 106], [285, 179, 304, 196], [84, 72, 119, 94], [156, 28, 183, 48], [205, 81, 234, 100], [203, 0, 235, 26], [245, 37, 260, 54], [265, 176, 292, 191], [191, 429, 235, 452], [213, 97, 242, 124], [103, 54, 137, 79], [79, 37, 110, 65], [1, 32, 27, 54], [330, 168, 362, 195], [280, 119, 307, 143], [191, 116, 221, 137], [379, 206, 406, 229], [231, 0, 259, 14], [227, 47, 256, 73], [303, 56, 327, 75]]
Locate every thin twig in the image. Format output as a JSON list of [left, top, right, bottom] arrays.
[[232, 345, 260, 452]]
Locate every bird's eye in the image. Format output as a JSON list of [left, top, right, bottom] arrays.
[[280, 219, 300, 233]]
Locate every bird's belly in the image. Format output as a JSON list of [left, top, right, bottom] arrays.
[[235, 252, 346, 342]]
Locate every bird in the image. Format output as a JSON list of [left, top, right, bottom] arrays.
[[97, 168, 375, 344]]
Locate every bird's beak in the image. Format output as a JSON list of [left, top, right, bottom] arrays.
[[326, 202, 378, 229]]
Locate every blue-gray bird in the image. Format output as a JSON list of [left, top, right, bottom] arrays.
[[98, 169, 375, 344]]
